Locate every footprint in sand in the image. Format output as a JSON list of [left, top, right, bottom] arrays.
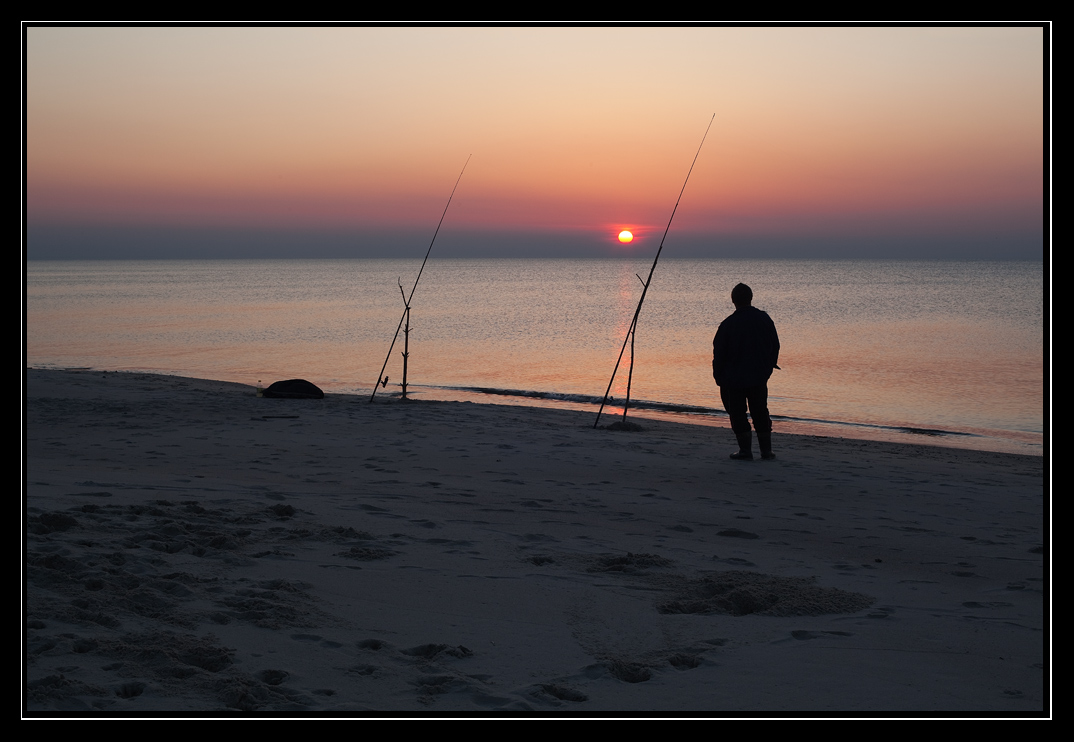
[[536, 684, 588, 702], [258, 669, 289, 685], [667, 653, 703, 669], [116, 681, 147, 698], [400, 643, 473, 660], [790, 630, 853, 640], [717, 528, 759, 539], [289, 633, 342, 648], [606, 659, 652, 683]]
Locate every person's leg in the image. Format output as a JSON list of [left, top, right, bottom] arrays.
[[745, 384, 774, 459], [720, 387, 753, 460]]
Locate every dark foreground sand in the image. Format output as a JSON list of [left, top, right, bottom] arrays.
[[24, 369, 1047, 716]]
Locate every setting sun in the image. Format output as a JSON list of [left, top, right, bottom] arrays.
[[618, 230, 633, 243]]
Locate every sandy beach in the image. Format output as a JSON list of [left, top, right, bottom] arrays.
[[24, 368, 1047, 716]]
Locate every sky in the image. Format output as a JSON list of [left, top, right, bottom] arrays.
[[24, 26, 1046, 259]]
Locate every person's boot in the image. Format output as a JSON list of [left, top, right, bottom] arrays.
[[730, 430, 753, 460], [758, 431, 775, 460]]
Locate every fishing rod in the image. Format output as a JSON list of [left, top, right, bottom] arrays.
[[369, 155, 471, 402], [593, 114, 715, 428]]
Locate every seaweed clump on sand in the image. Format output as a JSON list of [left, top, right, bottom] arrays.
[[589, 552, 672, 575], [657, 570, 874, 617]]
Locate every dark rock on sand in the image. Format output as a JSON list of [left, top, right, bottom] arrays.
[[262, 379, 324, 399]]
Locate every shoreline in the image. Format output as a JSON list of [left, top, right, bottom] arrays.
[[408, 385, 1042, 458], [27, 366, 1044, 457], [25, 368, 1047, 715]]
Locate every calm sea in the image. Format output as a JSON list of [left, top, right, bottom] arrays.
[[25, 259, 1044, 455]]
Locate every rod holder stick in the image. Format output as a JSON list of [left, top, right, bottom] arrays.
[[370, 155, 471, 402], [594, 115, 714, 428]]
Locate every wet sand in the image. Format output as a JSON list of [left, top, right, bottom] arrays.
[[24, 368, 1047, 716]]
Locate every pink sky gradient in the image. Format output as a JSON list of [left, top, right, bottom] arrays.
[[25, 26, 1045, 258]]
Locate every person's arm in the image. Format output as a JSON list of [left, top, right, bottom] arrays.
[[769, 317, 780, 370], [712, 329, 725, 384]]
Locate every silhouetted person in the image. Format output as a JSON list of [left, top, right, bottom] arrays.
[[712, 283, 780, 460]]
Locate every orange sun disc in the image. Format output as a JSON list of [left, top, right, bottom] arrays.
[[618, 230, 633, 243]]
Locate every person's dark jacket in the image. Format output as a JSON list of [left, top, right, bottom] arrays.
[[712, 306, 780, 388]]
